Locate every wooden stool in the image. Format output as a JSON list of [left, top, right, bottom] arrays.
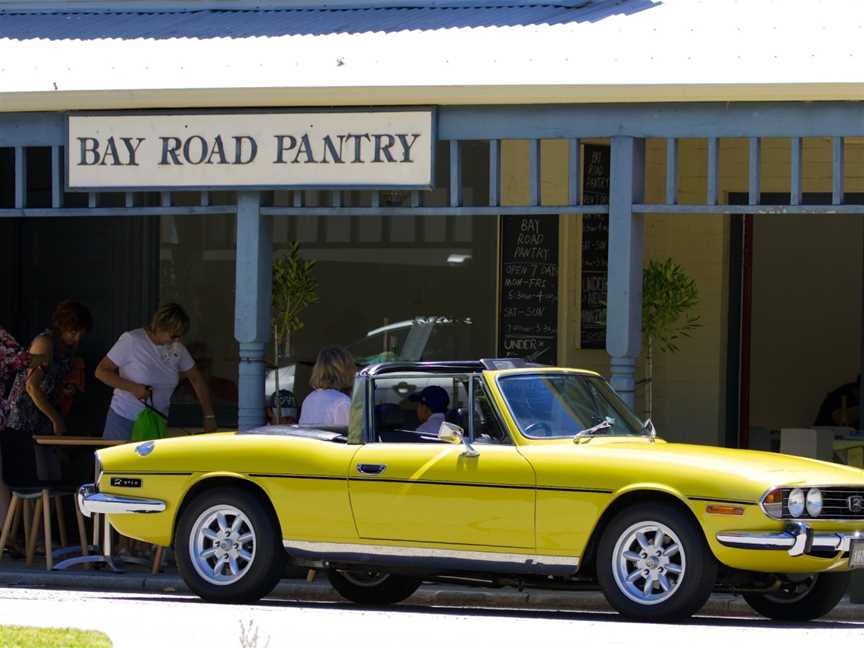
[[0, 488, 88, 570]]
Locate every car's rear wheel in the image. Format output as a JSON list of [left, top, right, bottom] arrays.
[[328, 568, 421, 606], [596, 503, 717, 621], [743, 572, 850, 621], [175, 487, 283, 603]]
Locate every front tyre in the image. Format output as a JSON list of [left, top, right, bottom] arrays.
[[328, 568, 421, 606], [743, 572, 850, 621], [597, 503, 717, 621], [175, 488, 283, 603]]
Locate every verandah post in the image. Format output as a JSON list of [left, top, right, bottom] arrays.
[[235, 191, 272, 431], [606, 136, 645, 410]]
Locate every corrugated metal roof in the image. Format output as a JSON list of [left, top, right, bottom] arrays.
[[0, 4, 608, 38], [1, 0, 864, 108]]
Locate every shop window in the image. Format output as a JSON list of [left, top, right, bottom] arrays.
[[0, 148, 13, 208]]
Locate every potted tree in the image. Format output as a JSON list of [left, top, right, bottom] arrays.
[[641, 258, 701, 421], [271, 241, 319, 421]]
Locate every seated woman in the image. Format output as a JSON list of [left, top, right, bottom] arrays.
[[298, 346, 355, 427]]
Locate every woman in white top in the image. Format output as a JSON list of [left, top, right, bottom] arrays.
[[95, 303, 217, 441], [298, 346, 355, 427]]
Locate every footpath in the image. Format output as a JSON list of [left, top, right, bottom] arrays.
[[0, 566, 861, 621]]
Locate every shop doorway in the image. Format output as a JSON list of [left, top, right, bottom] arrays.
[[727, 193, 864, 449]]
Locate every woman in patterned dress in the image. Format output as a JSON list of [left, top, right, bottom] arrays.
[[5, 301, 92, 484]]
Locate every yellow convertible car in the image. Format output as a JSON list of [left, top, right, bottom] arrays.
[[79, 360, 864, 621]]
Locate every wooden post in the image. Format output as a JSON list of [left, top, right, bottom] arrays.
[[606, 137, 645, 409], [235, 192, 271, 430]]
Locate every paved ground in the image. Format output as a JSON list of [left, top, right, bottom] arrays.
[[0, 585, 862, 648]]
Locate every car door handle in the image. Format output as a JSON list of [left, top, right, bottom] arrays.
[[356, 463, 387, 475]]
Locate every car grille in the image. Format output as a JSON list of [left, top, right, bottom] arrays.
[[781, 487, 864, 520]]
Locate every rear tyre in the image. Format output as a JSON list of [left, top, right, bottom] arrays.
[[743, 572, 850, 621], [328, 568, 421, 606], [175, 487, 283, 603], [596, 503, 718, 621]]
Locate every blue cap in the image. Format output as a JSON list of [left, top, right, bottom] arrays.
[[414, 385, 449, 413]]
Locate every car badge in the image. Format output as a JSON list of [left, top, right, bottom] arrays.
[[848, 495, 864, 514], [135, 441, 155, 457]]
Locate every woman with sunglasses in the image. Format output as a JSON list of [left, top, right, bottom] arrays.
[[96, 303, 217, 441]]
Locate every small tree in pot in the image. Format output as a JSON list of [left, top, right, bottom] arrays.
[[641, 258, 701, 421], [271, 241, 319, 421]]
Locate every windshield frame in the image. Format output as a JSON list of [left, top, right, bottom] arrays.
[[495, 371, 645, 440]]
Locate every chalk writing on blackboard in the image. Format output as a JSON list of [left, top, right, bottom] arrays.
[[499, 215, 559, 364], [580, 144, 611, 350]]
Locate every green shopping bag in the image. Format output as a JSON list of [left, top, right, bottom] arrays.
[[132, 397, 167, 442]]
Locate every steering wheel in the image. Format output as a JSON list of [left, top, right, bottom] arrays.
[[523, 421, 552, 437]]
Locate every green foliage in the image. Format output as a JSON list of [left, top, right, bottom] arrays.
[[0, 626, 112, 648], [642, 258, 701, 353], [271, 241, 319, 357]]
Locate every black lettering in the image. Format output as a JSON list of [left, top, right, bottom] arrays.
[[98, 137, 121, 166], [274, 135, 298, 164], [372, 134, 397, 163], [182, 135, 209, 165], [77, 137, 100, 166], [346, 133, 371, 163], [120, 137, 145, 166], [233, 136, 257, 165], [321, 135, 345, 164], [396, 133, 420, 163], [205, 135, 228, 165], [159, 137, 183, 165], [292, 134, 317, 164]]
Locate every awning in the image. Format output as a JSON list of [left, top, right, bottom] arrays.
[[1, 0, 864, 111]]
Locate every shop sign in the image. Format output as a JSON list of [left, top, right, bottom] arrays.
[[66, 110, 434, 190]]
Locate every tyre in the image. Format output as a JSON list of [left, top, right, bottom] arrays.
[[175, 487, 283, 603], [328, 568, 421, 606], [596, 502, 718, 621], [743, 572, 850, 621]]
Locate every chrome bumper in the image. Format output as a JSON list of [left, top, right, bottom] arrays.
[[77, 483, 166, 518], [717, 522, 864, 557]]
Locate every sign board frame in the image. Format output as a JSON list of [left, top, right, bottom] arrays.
[[65, 108, 436, 192]]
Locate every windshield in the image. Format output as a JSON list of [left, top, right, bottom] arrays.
[[497, 373, 644, 438]]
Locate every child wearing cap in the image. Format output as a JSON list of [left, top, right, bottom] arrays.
[[414, 385, 450, 434]]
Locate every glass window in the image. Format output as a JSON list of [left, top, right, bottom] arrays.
[[370, 374, 467, 443], [472, 378, 510, 445], [498, 373, 644, 438]]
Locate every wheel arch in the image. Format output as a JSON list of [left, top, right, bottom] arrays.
[[173, 473, 280, 547], [580, 486, 707, 578]]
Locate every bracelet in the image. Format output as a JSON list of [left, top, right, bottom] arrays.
[[204, 415, 216, 419]]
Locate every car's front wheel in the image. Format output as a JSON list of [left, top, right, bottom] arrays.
[[175, 487, 283, 603], [328, 568, 421, 606], [596, 502, 718, 621], [743, 572, 850, 621]]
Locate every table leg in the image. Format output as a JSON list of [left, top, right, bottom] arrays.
[[53, 512, 122, 572]]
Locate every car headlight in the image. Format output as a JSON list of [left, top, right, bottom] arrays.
[[787, 488, 806, 518], [806, 488, 823, 517]]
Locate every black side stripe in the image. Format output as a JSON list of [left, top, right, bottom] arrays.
[[688, 496, 756, 506], [102, 471, 192, 477], [251, 473, 612, 494]]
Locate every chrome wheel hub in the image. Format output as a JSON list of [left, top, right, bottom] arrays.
[[612, 521, 686, 606], [189, 505, 256, 586]]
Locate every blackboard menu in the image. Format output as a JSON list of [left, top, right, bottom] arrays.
[[499, 215, 559, 364], [580, 144, 611, 349]]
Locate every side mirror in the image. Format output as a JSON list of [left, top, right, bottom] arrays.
[[438, 421, 464, 444], [642, 418, 657, 443], [438, 421, 480, 457]]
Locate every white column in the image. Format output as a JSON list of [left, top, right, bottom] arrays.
[[234, 192, 271, 430], [606, 137, 645, 410]]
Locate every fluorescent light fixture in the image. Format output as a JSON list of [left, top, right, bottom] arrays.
[[446, 253, 472, 265]]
